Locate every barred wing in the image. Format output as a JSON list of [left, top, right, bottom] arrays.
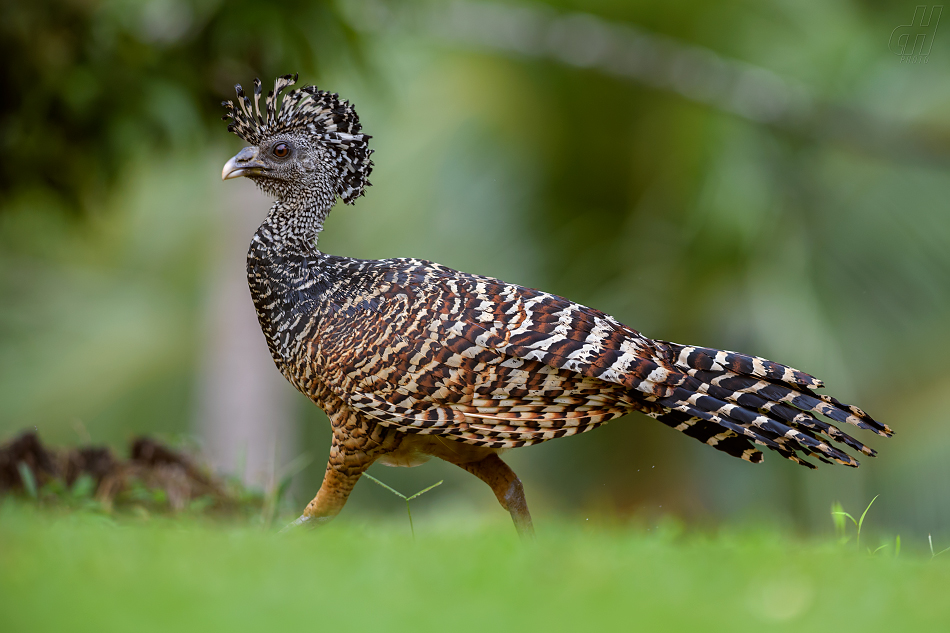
[[305, 258, 890, 466]]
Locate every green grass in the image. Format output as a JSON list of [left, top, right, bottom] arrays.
[[2, 503, 949, 632]]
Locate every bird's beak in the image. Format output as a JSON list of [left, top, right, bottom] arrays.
[[222, 146, 266, 181]]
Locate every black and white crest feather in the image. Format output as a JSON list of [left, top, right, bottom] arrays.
[[222, 73, 373, 204]]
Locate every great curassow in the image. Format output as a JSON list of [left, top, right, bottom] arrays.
[[221, 74, 892, 536]]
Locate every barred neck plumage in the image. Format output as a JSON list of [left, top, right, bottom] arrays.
[[256, 197, 333, 253]]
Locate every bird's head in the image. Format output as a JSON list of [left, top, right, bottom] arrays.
[[221, 74, 372, 208]]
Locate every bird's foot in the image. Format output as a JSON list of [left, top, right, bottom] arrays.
[[278, 514, 332, 534]]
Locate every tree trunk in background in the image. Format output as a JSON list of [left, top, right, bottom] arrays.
[[195, 178, 297, 488]]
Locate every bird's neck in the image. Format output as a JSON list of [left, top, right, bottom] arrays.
[[258, 198, 333, 253]]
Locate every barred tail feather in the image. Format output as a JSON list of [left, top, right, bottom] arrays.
[[651, 410, 764, 464], [665, 343, 824, 389], [654, 342, 892, 468]]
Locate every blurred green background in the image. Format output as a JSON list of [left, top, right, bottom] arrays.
[[2, 0, 949, 541]]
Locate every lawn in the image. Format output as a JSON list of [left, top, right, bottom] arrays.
[[2, 502, 948, 632]]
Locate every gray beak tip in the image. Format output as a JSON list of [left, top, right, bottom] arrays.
[[222, 146, 263, 181]]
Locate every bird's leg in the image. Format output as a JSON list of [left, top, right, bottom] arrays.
[[453, 453, 535, 539], [287, 453, 368, 529], [283, 441, 372, 531], [284, 402, 402, 531]]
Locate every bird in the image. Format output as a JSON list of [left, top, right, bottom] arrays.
[[221, 74, 892, 537]]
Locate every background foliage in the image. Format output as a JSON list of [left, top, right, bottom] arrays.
[[1, 0, 949, 544]]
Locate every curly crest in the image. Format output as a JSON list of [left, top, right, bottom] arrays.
[[222, 74, 373, 204]]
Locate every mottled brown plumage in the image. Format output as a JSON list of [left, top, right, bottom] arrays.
[[221, 75, 892, 536]]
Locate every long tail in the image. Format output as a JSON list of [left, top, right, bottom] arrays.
[[650, 342, 893, 469]]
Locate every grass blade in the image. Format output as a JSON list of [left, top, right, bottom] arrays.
[[279, 453, 314, 483], [363, 473, 407, 500], [17, 462, 38, 499], [406, 480, 443, 501], [858, 495, 879, 533], [832, 511, 857, 526], [364, 474, 443, 538], [927, 534, 950, 559]]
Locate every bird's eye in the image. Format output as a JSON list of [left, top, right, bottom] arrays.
[[273, 143, 290, 158]]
